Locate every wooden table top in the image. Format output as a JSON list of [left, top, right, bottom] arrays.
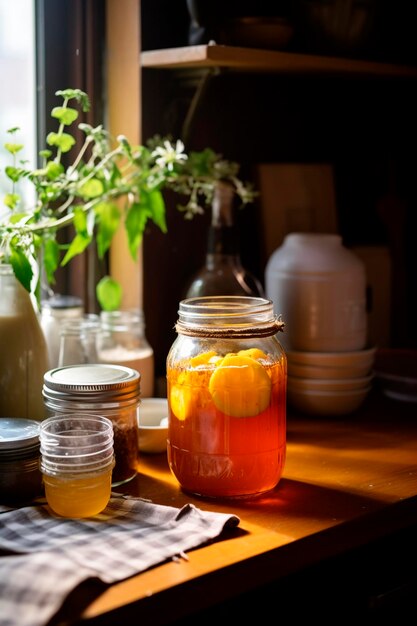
[[75, 389, 417, 623]]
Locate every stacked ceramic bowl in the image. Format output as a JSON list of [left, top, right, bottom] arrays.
[[266, 233, 376, 416], [286, 347, 376, 416]]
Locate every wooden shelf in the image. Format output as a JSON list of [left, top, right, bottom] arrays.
[[141, 44, 417, 78]]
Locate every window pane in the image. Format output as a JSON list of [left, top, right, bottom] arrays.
[[0, 0, 36, 208]]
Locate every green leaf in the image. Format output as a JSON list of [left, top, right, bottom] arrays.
[[39, 149, 52, 159], [61, 232, 92, 265], [56, 89, 90, 112], [72, 206, 95, 237], [4, 142, 24, 155], [79, 178, 104, 199], [6, 127, 20, 134], [94, 201, 121, 258], [4, 193, 20, 209], [46, 161, 64, 180], [60, 208, 92, 265], [96, 276, 122, 311], [46, 132, 76, 153], [125, 201, 148, 260], [9, 248, 33, 292], [147, 189, 167, 232], [73, 208, 86, 232], [43, 238, 60, 284], [5, 165, 22, 183], [9, 212, 30, 224], [51, 106, 78, 125], [187, 148, 218, 176]]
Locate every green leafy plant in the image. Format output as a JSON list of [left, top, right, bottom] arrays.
[[0, 88, 256, 310]]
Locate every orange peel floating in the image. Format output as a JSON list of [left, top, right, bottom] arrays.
[[208, 354, 271, 418], [170, 383, 193, 421], [237, 348, 268, 361], [170, 368, 213, 421], [189, 351, 218, 367]]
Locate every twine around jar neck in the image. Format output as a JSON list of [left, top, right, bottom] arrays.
[[175, 317, 284, 339]]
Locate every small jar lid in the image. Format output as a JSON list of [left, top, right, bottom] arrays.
[[41, 294, 83, 310], [43, 364, 141, 403], [0, 418, 40, 451]]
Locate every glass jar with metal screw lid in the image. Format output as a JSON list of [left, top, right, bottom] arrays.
[[167, 295, 287, 499], [43, 364, 140, 486]]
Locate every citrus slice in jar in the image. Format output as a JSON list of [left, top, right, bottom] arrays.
[[170, 383, 193, 421], [208, 355, 271, 418], [237, 348, 268, 361], [189, 351, 218, 367], [170, 368, 212, 421]]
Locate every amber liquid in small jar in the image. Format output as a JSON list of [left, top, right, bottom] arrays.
[[40, 414, 114, 518], [42, 468, 114, 518], [167, 296, 287, 499]]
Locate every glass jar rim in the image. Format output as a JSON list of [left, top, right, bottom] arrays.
[[176, 295, 284, 339], [40, 413, 113, 437], [41, 456, 115, 476], [100, 309, 145, 331]]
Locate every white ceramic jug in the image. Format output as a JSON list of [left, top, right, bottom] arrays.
[[265, 233, 368, 352]]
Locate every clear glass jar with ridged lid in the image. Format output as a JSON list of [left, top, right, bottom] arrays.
[[166, 296, 287, 499], [43, 364, 140, 486]]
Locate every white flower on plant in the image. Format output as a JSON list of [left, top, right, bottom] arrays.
[[152, 140, 187, 171], [178, 199, 204, 220]]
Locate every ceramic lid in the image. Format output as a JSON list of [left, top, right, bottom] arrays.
[[0, 418, 41, 450]]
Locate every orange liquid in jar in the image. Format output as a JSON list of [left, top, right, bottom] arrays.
[[43, 469, 113, 517], [167, 351, 286, 498]]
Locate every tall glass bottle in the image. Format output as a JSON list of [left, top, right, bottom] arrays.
[[0, 264, 48, 420], [185, 181, 264, 298]]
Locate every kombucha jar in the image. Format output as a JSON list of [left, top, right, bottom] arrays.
[[166, 296, 287, 499]]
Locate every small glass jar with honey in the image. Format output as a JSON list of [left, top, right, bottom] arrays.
[[39, 414, 114, 518]]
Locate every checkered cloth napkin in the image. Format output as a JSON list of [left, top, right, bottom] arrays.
[[0, 494, 239, 626]]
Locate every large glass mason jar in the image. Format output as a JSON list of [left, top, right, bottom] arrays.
[[166, 296, 287, 499]]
